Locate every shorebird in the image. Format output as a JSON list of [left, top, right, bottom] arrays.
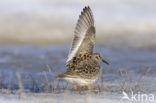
[[57, 6, 109, 92]]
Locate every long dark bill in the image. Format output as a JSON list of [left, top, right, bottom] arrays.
[[102, 59, 109, 65]]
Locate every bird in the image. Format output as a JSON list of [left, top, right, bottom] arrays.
[[57, 6, 109, 92]]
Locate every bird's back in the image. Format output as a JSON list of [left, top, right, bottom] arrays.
[[66, 53, 101, 79]]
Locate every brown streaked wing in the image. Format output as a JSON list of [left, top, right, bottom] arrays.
[[66, 6, 95, 64]]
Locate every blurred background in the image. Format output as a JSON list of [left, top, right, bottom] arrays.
[[0, 0, 156, 99], [0, 0, 156, 49]]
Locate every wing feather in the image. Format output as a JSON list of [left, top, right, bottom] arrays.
[[66, 6, 95, 63]]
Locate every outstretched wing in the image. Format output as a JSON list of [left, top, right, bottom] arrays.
[[66, 6, 96, 64]]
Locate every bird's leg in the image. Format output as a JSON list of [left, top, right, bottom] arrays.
[[77, 85, 82, 94]]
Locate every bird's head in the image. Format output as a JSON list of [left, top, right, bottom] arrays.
[[92, 53, 109, 65]]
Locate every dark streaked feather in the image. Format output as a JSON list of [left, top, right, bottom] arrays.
[[66, 6, 95, 64]]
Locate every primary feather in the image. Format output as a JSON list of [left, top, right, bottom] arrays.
[[66, 6, 96, 64]]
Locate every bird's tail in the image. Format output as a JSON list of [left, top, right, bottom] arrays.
[[56, 74, 66, 79], [56, 73, 78, 79]]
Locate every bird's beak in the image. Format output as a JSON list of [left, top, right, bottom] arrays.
[[102, 59, 109, 65]]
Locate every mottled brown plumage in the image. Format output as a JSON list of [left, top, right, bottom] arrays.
[[57, 6, 109, 86]]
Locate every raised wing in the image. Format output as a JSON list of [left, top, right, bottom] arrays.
[[66, 6, 96, 63]]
